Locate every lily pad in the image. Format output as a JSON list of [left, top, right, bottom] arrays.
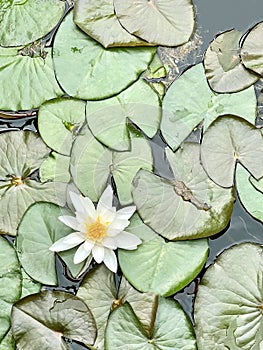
[[119, 214, 209, 296], [38, 98, 86, 156], [0, 45, 63, 111], [16, 202, 89, 285], [194, 243, 263, 350], [161, 64, 257, 151], [86, 79, 161, 151], [114, 0, 195, 47], [241, 21, 263, 76], [0, 131, 66, 236], [11, 290, 97, 350], [70, 125, 153, 205], [105, 297, 197, 350], [235, 164, 263, 223], [0, 237, 21, 347], [0, 0, 65, 47], [201, 115, 263, 188], [53, 11, 156, 100], [73, 0, 148, 48], [204, 29, 258, 93], [132, 143, 234, 240], [77, 264, 157, 350], [21, 269, 41, 299], [40, 152, 71, 183]]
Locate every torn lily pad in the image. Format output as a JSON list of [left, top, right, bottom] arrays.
[[204, 29, 258, 93], [11, 290, 97, 350], [53, 11, 156, 100], [70, 125, 153, 205], [114, 0, 195, 47], [86, 79, 161, 151], [0, 45, 63, 111], [161, 64, 257, 151], [132, 143, 234, 240], [201, 115, 263, 188], [0, 0, 65, 47], [194, 243, 263, 350], [0, 131, 66, 236]]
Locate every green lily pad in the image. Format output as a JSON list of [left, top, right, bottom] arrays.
[[241, 21, 263, 76], [77, 264, 157, 350], [53, 11, 155, 100], [86, 79, 161, 151], [132, 143, 234, 240], [21, 269, 41, 299], [194, 243, 263, 350], [16, 202, 89, 285], [161, 64, 257, 151], [38, 98, 86, 156], [70, 125, 153, 205], [0, 45, 63, 111], [201, 115, 263, 188], [0, 237, 21, 347], [119, 214, 209, 296], [11, 290, 97, 350], [40, 152, 71, 183], [105, 297, 197, 350], [0, 329, 15, 350], [73, 0, 148, 48], [114, 0, 195, 47], [0, 0, 65, 47], [0, 131, 66, 236], [235, 164, 263, 223], [204, 29, 258, 93]]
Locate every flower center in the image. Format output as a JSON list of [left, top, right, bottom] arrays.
[[86, 216, 107, 242], [11, 177, 23, 186]]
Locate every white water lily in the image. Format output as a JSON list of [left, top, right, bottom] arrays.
[[49, 185, 141, 272]]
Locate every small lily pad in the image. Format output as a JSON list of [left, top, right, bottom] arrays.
[[11, 290, 97, 350], [194, 243, 263, 350], [114, 0, 195, 46], [204, 29, 258, 93], [201, 115, 263, 188]]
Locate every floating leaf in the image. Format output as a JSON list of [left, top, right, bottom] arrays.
[[114, 0, 195, 46], [21, 269, 41, 299], [119, 214, 208, 296], [235, 164, 263, 223], [16, 202, 88, 285], [0, 45, 63, 111], [201, 115, 263, 188], [0, 0, 65, 47], [86, 79, 161, 151], [38, 98, 86, 156], [40, 152, 70, 183], [0, 329, 15, 350], [132, 143, 234, 240], [77, 264, 157, 350], [0, 131, 66, 236], [105, 297, 197, 350], [11, 290, 97, 350], [241, 21, 263, 76], [53, 11, 155, 100], [161, 64, 257, 150], [73, 0, 148, 48], [204, 29, 258, 93], [71, 125, 153, 205], [194, 243, 263, 350]]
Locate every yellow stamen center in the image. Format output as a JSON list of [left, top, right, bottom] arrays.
[[86, 216, 107, 242], [11, 177, 23, 186]]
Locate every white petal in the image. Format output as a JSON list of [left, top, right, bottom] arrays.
[[84, 239, 95, 251], [116, 206, 136, 220], [108, 218, 130, 232], [92, 245, 105, 263], [69, 191, 87, 213], [74, 243, 91, 264], [58, 215, 80, 231], [49, 233, 84, 252], [81, 197, 97, 220], [103, 248, 117, 273], [97, 185, 113, 215], [102, 236, 117, 249], [100, 208, 116, 224], [115, 232, 142, 250]]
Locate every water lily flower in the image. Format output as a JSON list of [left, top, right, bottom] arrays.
[[49, 185, 142, 272]]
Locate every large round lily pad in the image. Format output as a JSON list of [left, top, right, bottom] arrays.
[[11, 290, 97, 350], [194, 243, 263, 350], [161, 63, 257, 151], [132, 143, 234, 240], [0, 0, 65, 47], [105, 297, 197, 350], [204, 29, 258, 93], [201, 115, 263, 188], [114, 0, 195, 46], [53, 11, 155, 100]]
